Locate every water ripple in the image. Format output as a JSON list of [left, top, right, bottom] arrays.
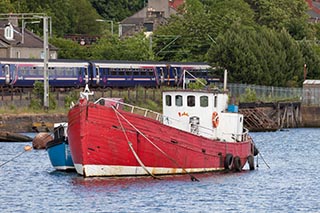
[[0, 128, 320, 212]]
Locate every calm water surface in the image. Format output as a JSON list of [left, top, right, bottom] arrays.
[[0, 129, 319, 213]]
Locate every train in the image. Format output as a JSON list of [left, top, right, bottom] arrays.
[[0, 58, 219, 89]]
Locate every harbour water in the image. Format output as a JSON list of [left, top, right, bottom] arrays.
[[0, 128, 319, 213]]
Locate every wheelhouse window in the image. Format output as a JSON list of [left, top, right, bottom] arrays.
[[200, 96, 208, 107], [187, 95, 195, 107], [165, 95, 171, 106], [175, 95, 183, 106]]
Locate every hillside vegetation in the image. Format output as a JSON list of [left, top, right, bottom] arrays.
[[1, 0, 320, 87]]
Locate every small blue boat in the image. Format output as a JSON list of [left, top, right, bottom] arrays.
[[46, 123, 75, 171]]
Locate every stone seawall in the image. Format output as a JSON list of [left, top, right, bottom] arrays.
[[0, 106, 319, 133], [301, 106, 320, 127], [0, 113, 67, 133]]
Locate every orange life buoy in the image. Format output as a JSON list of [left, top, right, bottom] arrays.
[[212, 112, 219, 128]]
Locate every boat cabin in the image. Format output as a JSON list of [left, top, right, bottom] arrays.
[[162, 90, 244, 142]]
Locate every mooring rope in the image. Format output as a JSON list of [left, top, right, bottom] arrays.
[[113, 108, 159, 179], [0, 145, 32, 168], [112, 107, 199, 182], [251, 139, 270, 169]]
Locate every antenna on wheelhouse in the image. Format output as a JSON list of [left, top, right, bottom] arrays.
[[183, 69, 186, 90], [223, 69, 228, 91]]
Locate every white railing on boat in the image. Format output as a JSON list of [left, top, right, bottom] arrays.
[[94, 98, 163, 122], [220, 128, 250, 142]]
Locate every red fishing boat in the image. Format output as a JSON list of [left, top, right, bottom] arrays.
[[68, 84, 256, 178]]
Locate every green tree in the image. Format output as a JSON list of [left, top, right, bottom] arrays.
[[10, 0, 102, 36], [245, 0, 313, 39], [207, 24, 305, 87], [90, 33, 153, 60], [89, 0, 145, 21], [153, 0, 256, 62], [0, 0, 14, 13], [299, 39, 320, 80], [50, 37, 91, 59]]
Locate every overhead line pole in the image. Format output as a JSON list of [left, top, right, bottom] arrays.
[[43, 16, 49, 110], [0, 13, 51, 110]]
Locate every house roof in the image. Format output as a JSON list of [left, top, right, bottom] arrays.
[[0, 20, 57, 50], [303, 79, 320, 84]]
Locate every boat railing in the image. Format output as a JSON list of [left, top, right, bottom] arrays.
[[94, 98, 163, 122], [221, 127, 250, 142]]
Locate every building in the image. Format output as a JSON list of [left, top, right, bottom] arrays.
[[302, 79, 320, 105], [119, 0, 185, 37], [0, 19, 57, 59]]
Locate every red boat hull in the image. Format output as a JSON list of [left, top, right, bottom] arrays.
[[68, 100, 253, 177]]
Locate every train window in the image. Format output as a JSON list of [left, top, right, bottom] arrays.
[[190, 71, 197, 77], [133, 69, 139, 76], [118, 70, 125, 75], [70, 68, 75, 76], [49, 69, 55, 76], [30, 68, 39, 76], [125, 69, 131, 76], [110, 69, 117, 75], [104, 69, 109, 76], [57, 68, 65, 76], [148, 70, 154, 76], [200, 96, 208, 107], [140, 70, 147, 76], [187, 95, 195, 107], [175, 95, 183, 107], [166, 95, 172, 106]]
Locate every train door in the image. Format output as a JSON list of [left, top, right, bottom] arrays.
[[78, 66, 89, 87], [4, 65, 10, 84], [157, 66, 169, 86], [88, 62, 100, 87], [169, 66, 183, 86], [84, 66, 89, 84], [172, 67, 179, 85], [95, 66, 100, 85]]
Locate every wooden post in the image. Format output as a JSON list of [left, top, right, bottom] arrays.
[[1, 86, 3, 101]]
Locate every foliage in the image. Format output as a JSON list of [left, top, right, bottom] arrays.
[[64, 90, 79, 108], [187, 78, 207, 89], [207, 24, 304, 86], [90, 33, 154, 60], [50, 37, 91, 59], [239, 88, 257, 102], [7, 0, 103, 36], [244, 0, 313, 39], [30, 81, 56, 110], [89, 0, 145, 22], [51, 32, 154, 60], [2, 0, 320, 87]]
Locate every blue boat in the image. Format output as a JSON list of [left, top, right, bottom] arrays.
[[46, 123, 75, 171]]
